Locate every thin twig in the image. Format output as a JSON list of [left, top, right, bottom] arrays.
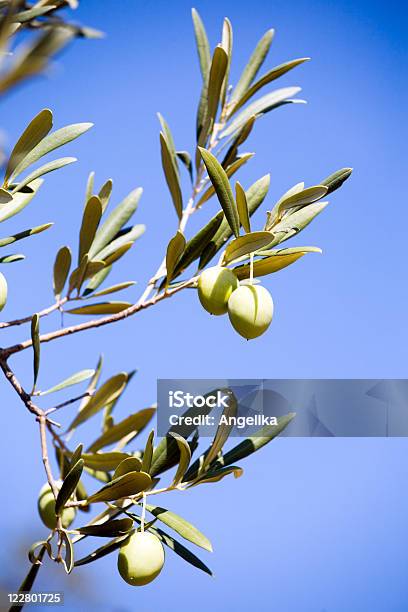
[[0, 298, 67, 329], [45, 391, 93, 415]]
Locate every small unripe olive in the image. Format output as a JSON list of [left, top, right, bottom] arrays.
[[227, 284, 273, 339], [197, 266, 238, 315], [118, 531, 165, 586], [0, 272, 7, 312], [37, 482, 76, 530]]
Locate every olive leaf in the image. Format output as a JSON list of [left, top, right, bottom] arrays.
[[85, 171, 95, 203], [8, 122, 93, 183], [87, 408, 156, 453], [78, 195, 102, 263], [160, 132, 182, 219], [199, 147, 239, 237], [4, 108, 53, 185], [28, 540, 51, 565], [0, 254, 25, 263], [220, 17, 233, 106], [197, 153, 254, 208], [0, 222, 52, 247], [199, 173, 270, 269], [176, 151, 193, 182], [141, 430, 154, 473], [189, 465, 243, 487], [267, 201, 329, 246], [113, 457, 142, 479], [101, 369, 137, 431], [166, 231, 186, 285], [207, 45, 228, 127], [0, 188, 12, 203], [55, 459, 84, 516], [12, 5, 57, 23], [31, 313, 40, 391], [88, 187, 143, 258], [0, 178, 43, 223], [221, 115, 256, 168], [98, 178, 113, 212], [68, 372, 128, 431], [67, 301, 131, 316], [144, 504, 212, 552], [94, 224, 145, 262], [321, 167, 353, 194], [81, 452, 132, 472], [74, 534, 130, 566], [158, 113, 178, 176], [53, 246, 71, 298], [222, 87, 303, 138], [224, 231, 272, 264], [38, 369, 95, 396], [70, 444, 84, 469], [233, 246, 321, 280], [231, 57, 310, 115], [230, 28, 274, 105], [87, 471, 152, 503], [191, 8, 211, 81], [169, 432, 191, 487], [200, 389, 237, 472], [76, 518, 134, 538], [11, 156, 76, 193], [60, 531, 74, 574], [267, 184, 328, 228], [235, 181, 250, 233], [86, 281, 136, 298]]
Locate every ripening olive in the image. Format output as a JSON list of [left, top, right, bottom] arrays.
[[197, 266, 238, 315], [37, 481, 76, 530], [118, 531, 165, 586], [0, 272, 7, 312], [227, 284, 274, 339]]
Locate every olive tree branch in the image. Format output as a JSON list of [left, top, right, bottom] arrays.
[[0, 298, 67, 329]]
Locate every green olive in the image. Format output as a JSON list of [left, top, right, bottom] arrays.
[[227, 284, 273, 339], [37, 482, 76, 530], [0, 272, 7, 312], [118, 531, 165, 586], [197, 266, 238, 315]]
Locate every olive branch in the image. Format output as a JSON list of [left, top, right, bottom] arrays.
[[0, 3, 352, 606]]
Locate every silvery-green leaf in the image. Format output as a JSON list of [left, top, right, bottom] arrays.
[[85, 171, 95, 203], [141, 430, 154, 473], [266, 185, 328, 230], [0, 222, 52, 248], [189, 465, 243, 487], [4, 108, 53, 185], [199, 174, 270, 269], [10, 122, 92, 182], [88, 187, 142, 257], [145, 504, 212, 552], [98, 178, 113, 212], [76, 518, 133, 538], [230, 28, 274, 104], [78, 195, 102, 263], [87, 471, 151, 503], [169, 432, 191, 487], [191, 8, 211, 81], [222, 87, 302, 137], [176, 151, 193, 183], [113, 457, 142, 479], [222, 115, 256, 168], [61, 531, 74, 574], [233, 246, 321, 280], [220, 17, 233, 106], [31, 313, 40, 390], [94, 225, 145, 262], [321, 167, 353, 194], [39, 369, 95, 396], [81, 452, 131, 471], [0, 178, 43, 223], [87, 408, 156, 453], [83, 266, 112, 296], [88, 281, 136, 298], [197, 153, 254, 208], [198, 147, 239, 237], [55, 459, 84, 516], [267, 202, 329, 246], [11, 157, 76, 193], [223, 231, 272, 264], [235, 181, 250, 233], [160, 132, 182, 219], [166, 231, 186, 285], [158, 113, 178, 175], [206, 45, 228, 129], [53, 246, 71, 298], [231, 57, 310, 115], [68, 373, 128, 431], [67, 301, 131, 316], [200, 392, 237, 472]]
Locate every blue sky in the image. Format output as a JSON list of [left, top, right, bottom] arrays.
[[1, 1, 408, 610]]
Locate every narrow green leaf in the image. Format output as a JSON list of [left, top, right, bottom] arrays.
[[68, 373, 128, 431], [88, 187, 143, 258], [222, 87, 302, 138], [0, 178, 43, 223], [53, 246, 71, 298], [222, 116, 256, 168], [10, 122, 93, 182], [224, 231, 273, 264], [31, 313, 40, 390], [267, 201, 329, 246], [85, 171, 95, 203], [94, 225, 145, 262], [74, 534, 130, 566], [197, 153, 254, 208], [176, 151, 193, 182], [169, 432, 191, 487], [78, 196, 102, 263], [76, 518, 134, 538], [88, 281, 136, 298], [87, 471, 152, 503], [87, 408, 156, 453], [4, 108, 53, 185], [39, 369, 95, 396], [190, 465, 243, 486], [158, 113, 178, 175], [266, 185, 328, 230], [235, 181, 250, 233], [191, 8, 211, 81], [160, 132, 182, 219], [11, 157, 76, 193], [231, 28, 274, 104], [145, 504, 212, 552], [199, 173, 270, 269], [148, 523, 213, 576], [70, 444, 84, 469], [141, 430, 154, 474], [67, 301, 131, 316], [199, 147, 239, 237], [321, 167, 353, 194], [220, 17, 233, 106], [0, 222, 52, 248], [0, 253, 25, 264], [55, 459, 84, 516], [231, 57, 310, 115], [98, 179, 113, 212], [13, 6, 57, 23], [60, 531, 74, 574], [233, 247, 321, 280], [81, 452, 131, 472], [201, 389, 237, 471], [113, 457, 142, 479], [206, 45, 228, 129], [83, 266, 112, 296], [166, 231, 186, 285]]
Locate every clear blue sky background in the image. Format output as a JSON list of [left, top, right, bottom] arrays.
[[1, 0, 408, 610]]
